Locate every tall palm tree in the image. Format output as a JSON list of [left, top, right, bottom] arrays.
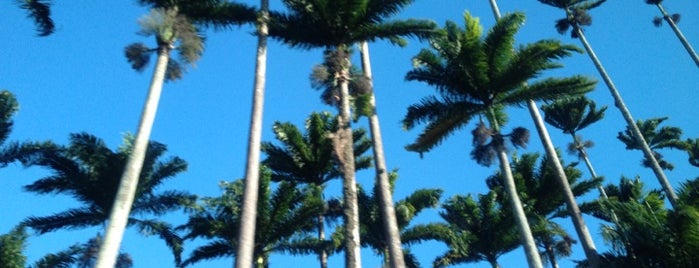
[[541, 96, 608, 196], [537, 0, 680, 208], [358, 41, 415, 268], [5, 132, 193, 265], [355, 171, 443, 267], [617, 117, 685, 170], [178, 168, 324, 268], [95, 7, 204, 267], [405, 191, 520, 268], [268, 1, 435, 266], [235, 1, 271, 266], [16, 0, 54, 36], [261, 111, 372, 268], [644, 0, 699, 68], [403, 12, 594, 268], [484, 2, 600, 264]]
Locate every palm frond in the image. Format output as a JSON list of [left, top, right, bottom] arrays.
[[23, 208, 103, 234], [18, 0, 54, 36]]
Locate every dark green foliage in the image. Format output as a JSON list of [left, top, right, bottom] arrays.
[[178, 168, 324, 267], [17, 0, 54, 36], [541, 96, 607, 136], [136, 0, 256, 29], [262, 112, 372, 186], [353, 171, 442, 267], [488, 153, 601, 265], [0, 90, 19, 147], [617, 117, 685, 170], [584, 177, 699, 267], [0, 226, 28, 268], [32, 235, 133, 268], [4, 133, 193, 265], [683, 138, 699, 167], [403, 11, 596, 154], [268, 0, 438, 49], [404, 191, 518, 268]]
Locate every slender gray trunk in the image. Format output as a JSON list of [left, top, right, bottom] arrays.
[[334, 48, 361, 268], [235, 1, 269, 267], [655, 4, 699, 68], [95, 45, 170, 268], [527, 101, 600, 267], [495, 143, 543, 268], [317, 214, 327, 268], [573, 136, 613, 200], [545, 245, 559, 268], [359, 41, 405, 268], [574, 26, 679, 208]]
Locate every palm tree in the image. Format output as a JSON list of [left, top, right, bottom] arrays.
[[484, 2, 600, 264], [5, 132, 193, 265], [537, 0, 680, 208], [403, 12, 594, 268], [489, 153, 601, 268], [178, 168, 324, 268], [261, 111, 372, 268], [591, 177, 699, 267], [405, 191, 520, 268], [268, 1, 435, 266], [358, 41, 417, 268], [95, 7, 204, 267], [617, 117, 685, 170], [16, 0, 54, 36], [541, 96, 608, 196], [234, 1, 271, 266], [644, 0, 699, 68], [355, 171, 443, 267]]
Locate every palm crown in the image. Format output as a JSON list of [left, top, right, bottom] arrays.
[[268, 0, 437, 49], [6, 132, 193, 264], [403, 12, 595, 154]]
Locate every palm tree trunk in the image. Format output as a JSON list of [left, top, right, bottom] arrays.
[[495, 143, 543, 268], [359, 41, 405, 268], [655, 4, 699, 68], [574, 26, 679, 208], [317, 214, 327, 268], [95, 45, 170, 268], [527, 101, 600, 267], [333, 46, 362, 268], [575, 143, 609, 199], [235, 1, 269, 267], [545, 245, 559, 268]]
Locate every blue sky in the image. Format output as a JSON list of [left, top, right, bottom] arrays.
[[1, 0, 698, 267]]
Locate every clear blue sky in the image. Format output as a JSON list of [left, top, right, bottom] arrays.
[[1, 1, 698, 267]]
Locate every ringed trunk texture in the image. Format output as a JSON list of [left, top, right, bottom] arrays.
[[527, 101, 600, 267], [574, 26, 679, 208], [655, 4, 699, 68], [359, 41, 405, 268], [95, 45, 170, 268], [334, 48, 362, 268], [235, 2, 269, 267]]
